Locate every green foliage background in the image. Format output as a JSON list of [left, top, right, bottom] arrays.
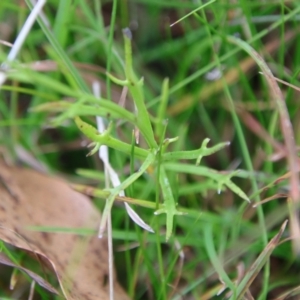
[[1, 1, 300, 299]]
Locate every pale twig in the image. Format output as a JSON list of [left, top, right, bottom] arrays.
[[0, 0, 46, 86], [92, 81, 153, 300], [92, 81, 114, 300], [29, 0, 51, 29]]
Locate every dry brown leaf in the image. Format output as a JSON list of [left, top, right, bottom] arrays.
[[0, 252, 59, 294], [0, 162, 130, 300], [235, 220, 288, 300]]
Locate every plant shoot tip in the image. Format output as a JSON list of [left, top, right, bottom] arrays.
[[122, 28, 132, 40]]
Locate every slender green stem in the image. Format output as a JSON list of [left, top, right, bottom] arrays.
[[123, 29, 158, 149], [156, 221, 167, 300], [106, 0, 118, 101], [75, 117, 149, 159]]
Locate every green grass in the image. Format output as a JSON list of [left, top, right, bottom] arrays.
[[1, 0, 300, 299]]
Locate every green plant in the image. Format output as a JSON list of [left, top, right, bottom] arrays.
[[1, 1, 300, 299]]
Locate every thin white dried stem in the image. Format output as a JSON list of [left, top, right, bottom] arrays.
[[28, 281, 36, 300], [29, 0, 51, 29], [92, 81, 154, 233], [92, 77, 155, 297], [7, 0, 46, 62], [0, 0, 46, 86], [92, 81, 114, 300], [0, 40, 13, 47]]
